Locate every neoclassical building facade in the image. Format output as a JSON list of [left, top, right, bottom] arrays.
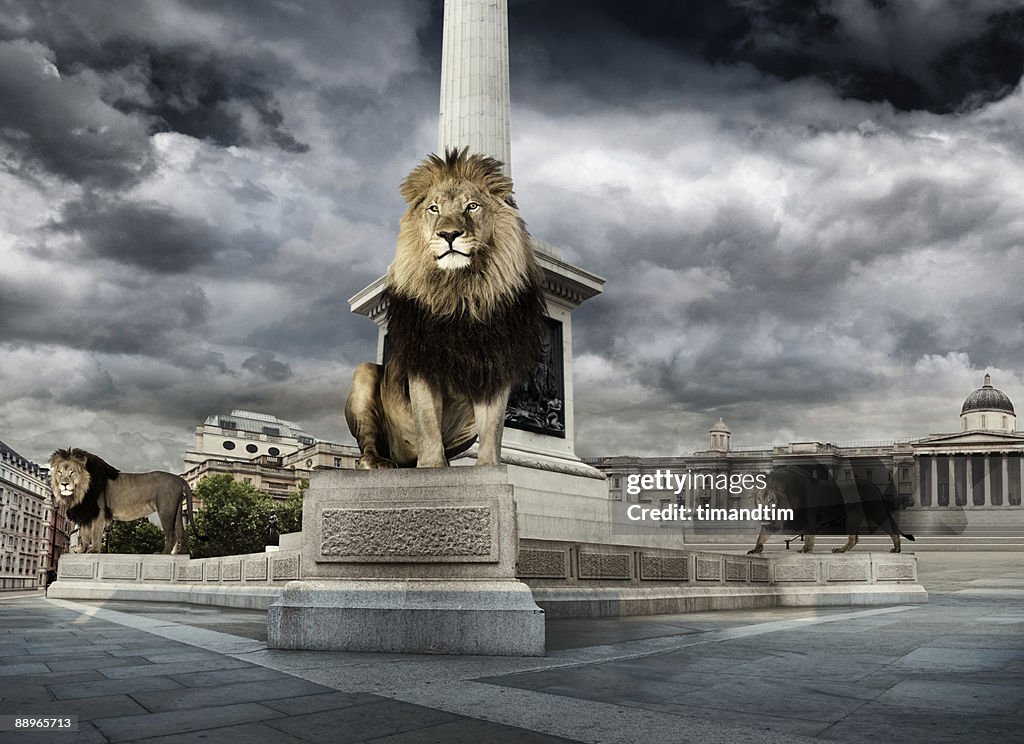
[[588, 374, 1024, 537]]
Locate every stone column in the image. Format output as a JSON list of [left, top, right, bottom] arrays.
[[1001, 454, 1009, 507], [439, 0, 511, 171], [931, 457, 939, 506], [984, 454, 992, 506], [958, 456, 966, 509], [950, 456, 957, 507]]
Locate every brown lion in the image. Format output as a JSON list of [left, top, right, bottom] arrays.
[[345, 149, 546, 468], [747, 466, 915, 554], [49, 448, 196, 554]]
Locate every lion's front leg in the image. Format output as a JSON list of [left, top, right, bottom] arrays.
[[833, 534, 858, 553], [346, 362, 399, 469], [86, 519, 105, 554], [409, 375, 447, 467], [798, 533, 815, 553], [474, 388, 511, 466], [747, 525, 770, 554]]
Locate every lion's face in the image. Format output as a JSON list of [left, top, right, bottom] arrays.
[[49, 451, 89, 505], [418, 183, 496, 271], [389, 149, 538, 320]]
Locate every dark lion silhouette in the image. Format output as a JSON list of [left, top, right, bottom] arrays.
[[747, 466, 914, 554]]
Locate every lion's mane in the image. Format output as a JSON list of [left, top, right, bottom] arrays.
[[49, 448, 120, 526], [385, 149, 546, 401]]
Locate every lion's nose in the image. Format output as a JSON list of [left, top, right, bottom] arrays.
[[437, 230, 463, 246]]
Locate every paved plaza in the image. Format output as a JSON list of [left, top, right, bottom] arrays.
[[1, 551, 1022, 743]]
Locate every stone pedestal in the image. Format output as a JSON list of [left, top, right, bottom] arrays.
[[266, 466, 545, 655]]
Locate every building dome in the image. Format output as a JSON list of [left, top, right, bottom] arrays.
[[961, 374, 1015, 415], [960, 374, 1016, 433], [708, 418, 731, 452]]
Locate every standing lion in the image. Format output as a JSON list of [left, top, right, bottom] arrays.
[[346, 148, 546, 468], [49, 448, 196, 554]]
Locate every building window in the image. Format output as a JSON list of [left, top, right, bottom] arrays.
[[268, 447, 281, 456], [900, 467, 910, 481], [334, 458, 343, 468], [246, 444, 258, 454], [222, 441, 236, 451], [982, 415, 987, 429]]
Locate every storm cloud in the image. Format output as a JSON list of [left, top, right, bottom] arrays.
[[1, 0, 1022, 471]]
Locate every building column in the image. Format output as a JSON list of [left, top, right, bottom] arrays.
[[1001, 454, 1009, 507], [932, 456, 939, 506], [1015, 456, 1024, 509], [950, 456, 958, 507], [912, 459, 921, 509], [984, 455, 992, 506], [962, 455, 971, 508]]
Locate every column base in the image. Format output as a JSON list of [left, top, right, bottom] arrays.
[[267, 578, 545, 656]]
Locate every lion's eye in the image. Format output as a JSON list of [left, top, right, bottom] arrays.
[[466, 202, 480, 212], [427, 204, 439, 213]]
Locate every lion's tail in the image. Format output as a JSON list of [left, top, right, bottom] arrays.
[[182, 481, 208, 542]]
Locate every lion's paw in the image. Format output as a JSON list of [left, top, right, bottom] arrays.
[[746, 547, 763, 555], [832, 548, 846, 553], [889, 547, 901, 553], [358, 454, 397, 470], [798, 548, 814, 553]]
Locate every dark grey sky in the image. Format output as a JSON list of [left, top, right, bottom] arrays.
[[2, 0, 1023, 470]]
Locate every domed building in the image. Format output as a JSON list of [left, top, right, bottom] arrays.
[[961, 374, 1015, 433], [591, 372, 1024, 539]]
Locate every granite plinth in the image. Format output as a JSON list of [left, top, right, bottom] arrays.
[[301, 466, 519, 580], [267, 579, 545, 655], [272, 466, 546, 655]]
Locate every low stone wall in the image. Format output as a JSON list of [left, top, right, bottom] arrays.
[[49, 542, 926, 618], [518, 539, 926, 618], [48, 550, 302, 609]]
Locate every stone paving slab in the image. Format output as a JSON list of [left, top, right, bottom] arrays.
[[819, 699, 1020, 744], [92, 701, 288, 742], [100, 656, 255, 679], [128, 677, 334, 713], [264, 699, 464, 743], [259, 690, 383, 715], [125, 721, 311, 744], [48, 674, 185, 701], [24, 693, 151, 721]]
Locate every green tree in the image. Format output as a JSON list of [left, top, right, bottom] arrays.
[[187, 475, 303, 558], [105, 519, 166, 554], [277, 479, 306, 534]]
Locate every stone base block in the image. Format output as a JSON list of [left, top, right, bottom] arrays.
[[267, 578, 545, 656], [46, 581, 285, 610]]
